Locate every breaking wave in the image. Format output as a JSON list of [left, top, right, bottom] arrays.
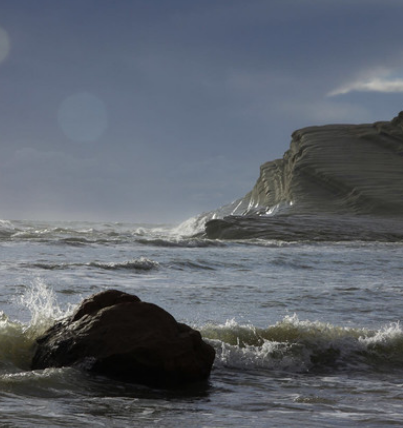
[[2, 286, 403, 381], [0, 219, 17, 239], [22, 257, 159, 272], [136, 237, 226, 248], [87, 257, 159, 271], [202, 316, 403, 374], [0, 282, 71, 374]]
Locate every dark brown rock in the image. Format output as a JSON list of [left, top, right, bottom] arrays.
[[31, 290, 215, 387]]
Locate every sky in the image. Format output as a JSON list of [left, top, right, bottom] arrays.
[[1, 0, 403, 223]]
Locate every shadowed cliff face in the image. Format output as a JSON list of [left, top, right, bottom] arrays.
[[238, 111, 403, 217], [198, 112, 403, 240]]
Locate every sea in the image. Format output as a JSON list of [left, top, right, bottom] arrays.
[[1, 216, 403, 427]]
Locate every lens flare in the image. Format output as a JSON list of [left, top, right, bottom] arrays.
[[0, 26, 10, 64], [57, 92, 108, 142]]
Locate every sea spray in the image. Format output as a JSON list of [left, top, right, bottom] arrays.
[[359, 321, 403, 367], [0, 281, 74, 373], [171, 215, 211, 237], [201, 315, 403, 374], [19, 279, 71, 340]]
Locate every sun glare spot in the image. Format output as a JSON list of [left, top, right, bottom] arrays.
[[0, 26, 10, 64], [57, 92, 108, 143]]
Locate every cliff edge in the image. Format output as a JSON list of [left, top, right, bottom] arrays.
[[235, 111, 403, 217], [198, 112, 403, 240]]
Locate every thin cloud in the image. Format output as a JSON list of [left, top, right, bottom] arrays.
[[328, 77, 403, 96]]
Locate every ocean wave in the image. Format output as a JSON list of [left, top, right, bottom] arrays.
[[2, 221, 140, 245], [201, 316, 403, 374], [10, 230, 118, 246], [3, 285, 403, 380], [0, 282, 69, 374], [136, 237, 226, 248], [24, 257, 224, 273], [0, 219, 18, 239], [3, 310, 403, 379], [87, 257, 159, 271], [22, 257, 159, 272], [0, 312, 32, 373], [168, 259, 217, 271], [28, 262, 72, 270]]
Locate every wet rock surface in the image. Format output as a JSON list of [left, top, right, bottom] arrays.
[[31, 290, 215, 387], [205, 214, 403, 241]]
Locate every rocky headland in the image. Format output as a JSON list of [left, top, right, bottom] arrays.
[[200, 112, 403, 240]]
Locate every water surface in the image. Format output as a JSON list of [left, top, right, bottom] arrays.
[[1, 219, 403, 427]]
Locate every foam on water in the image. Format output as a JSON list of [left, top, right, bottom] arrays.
[[0, 219, 17, 238], [136, 236, 226, 248], [202, 315, 403, 374], [20, 280, 70, 339], [172, 215, 208, 237], [87, 257, 159, 271], [0, 281, 71, 374], [2, 282, 403, 385]]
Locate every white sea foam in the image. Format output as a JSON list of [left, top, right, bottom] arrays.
[[172, 215, 210, 237], [87, 257, 159, 271], [1, 284, 403, 380], [0, 219, 17, 238], [201, 316, 403, 374], [20, 280, 71, 340], [0, 282, 64, 372]]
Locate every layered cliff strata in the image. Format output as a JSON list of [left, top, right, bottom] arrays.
[[200, 112, 403, 239], [237, 111, 403, 216]]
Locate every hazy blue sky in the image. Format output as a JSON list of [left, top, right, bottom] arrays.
[[1, 0, 403, 223]]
